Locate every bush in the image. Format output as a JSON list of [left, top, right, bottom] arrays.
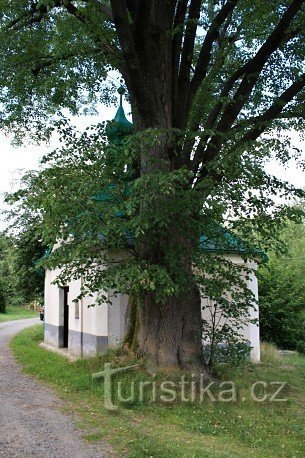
[[258, 219, 305, 353], [259, 280, 305, 351], [0, 289, 6, 314]]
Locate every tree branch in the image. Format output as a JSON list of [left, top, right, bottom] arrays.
[[172, 0, 189, 125], [135, 0, 153, 30], [110, 0, 156, 121], [89, 0, 113, 21], [125, 0, 138, 18], [64, 1, 87, 24], [7, 1, 62, 30], [200, 26, 302, 142], [196, 0, 305, 176], [110, 0, 134, 50], [8, 0, 107, 29], [186, 26, 242, 168], [172, 0, 189, 73], [7, 1, 120, 73], [238, 73, 305, 144], [193, 72, 305, 185], [216, 0, 305, 135], [190, 0, 240, 96], [172, 0, 202, 129], [179, 0, 202, 85], [30, 49, 105, 76]]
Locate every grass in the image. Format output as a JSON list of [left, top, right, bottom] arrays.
[[12, 326, 305, 457], [0, 305, 38, 323]]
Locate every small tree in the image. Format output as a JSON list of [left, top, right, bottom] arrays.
[[0, 229, 45, 308], [198, 254, 256, 367]]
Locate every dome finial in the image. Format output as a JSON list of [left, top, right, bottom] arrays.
[[117, 86, 126, 95], [117, 86, 126, 107]]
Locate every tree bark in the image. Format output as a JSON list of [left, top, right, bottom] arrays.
[[123, 295, 139, 352], [137, 277, 204, 370]]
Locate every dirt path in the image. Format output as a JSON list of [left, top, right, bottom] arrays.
[[0, 319, 112, 457]]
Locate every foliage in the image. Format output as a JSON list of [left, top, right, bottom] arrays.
[[198, 254, 254, 367], [12, 226, 46, 305], [259, 216, 305, 353], [1, 2, 305, 144], [6, 117, 303, 367], [0, 229, 45, 308], [0, 233, 14, 312]]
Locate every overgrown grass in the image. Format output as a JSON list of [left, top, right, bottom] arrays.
[[260, 341, 281, 364], [0, 305, 38, 323], [12, 326, 305, 457]]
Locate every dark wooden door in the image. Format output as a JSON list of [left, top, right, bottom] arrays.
[[63, 286, 69, 348]]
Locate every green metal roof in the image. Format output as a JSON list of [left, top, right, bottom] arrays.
[[34, 247, 52, 275], [91, 188, 266, 260], [105, 87, 133, 142], [200, 225, 267, 261]]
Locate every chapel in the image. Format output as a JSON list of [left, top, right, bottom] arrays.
[[43, 88, 261, 362]]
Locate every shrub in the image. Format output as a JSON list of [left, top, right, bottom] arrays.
[[0, 288, 6, 314], [258, 219, 305, 353]]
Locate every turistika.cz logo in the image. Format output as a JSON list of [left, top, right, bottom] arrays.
[[92, 363, 288, 411]]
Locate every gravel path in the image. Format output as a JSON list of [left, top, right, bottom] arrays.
[[0, 318, 113, 457]]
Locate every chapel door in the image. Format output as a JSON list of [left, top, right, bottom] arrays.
[[63, 286, 69, 348]]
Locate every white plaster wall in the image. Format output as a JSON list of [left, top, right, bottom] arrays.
[[63, 279, 109, 338], [107, 291, 129, 347], [44, 267, 62, 327], [82, 293, 109, 337], [246, 265, 260, 362], [45, 250, 260, 361], [45, 268, 109, 337]]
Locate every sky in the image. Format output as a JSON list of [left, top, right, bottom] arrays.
[[0, 111, 304, 231]]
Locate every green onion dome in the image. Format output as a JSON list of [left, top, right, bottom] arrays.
[[105, 87, 133, 142]]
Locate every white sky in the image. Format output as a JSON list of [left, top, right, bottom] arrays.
[[0, 110, 304, 231], [265, 132, 305, 188]]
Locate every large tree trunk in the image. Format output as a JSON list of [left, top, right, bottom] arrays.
[[112, 2, 206, 370], [137, 280, 204, 370], [136, 196, 205, 370], [135, 135, 204, 369], [131, 100, 205, 370]]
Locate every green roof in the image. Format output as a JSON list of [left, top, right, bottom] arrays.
[[105, 87, 133, 142], [200, 225, 267, 261]]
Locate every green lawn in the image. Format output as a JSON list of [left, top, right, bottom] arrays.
[[12, 325, 305, 457], [0, 305, 38, 323]]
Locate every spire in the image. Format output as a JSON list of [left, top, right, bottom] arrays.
[[106, 86, 133, 142]]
